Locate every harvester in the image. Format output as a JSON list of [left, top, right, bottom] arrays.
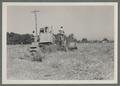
[[29, 26, 77, 61], [29, 26, 56, 61], [29, 10, 78, 61]]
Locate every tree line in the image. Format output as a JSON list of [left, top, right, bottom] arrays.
[[7, 32, 113, 45], [7, 32, 34, 45]]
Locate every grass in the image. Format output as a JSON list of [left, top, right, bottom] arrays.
[[7, 43, 114, 80]]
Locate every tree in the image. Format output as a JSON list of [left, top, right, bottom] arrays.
[[81, 38, 88, 43], [7, 32, 34, 45], [102, 38, 109, 43]]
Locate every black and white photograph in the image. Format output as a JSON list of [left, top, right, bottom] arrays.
[[2, 2, 118, 84]]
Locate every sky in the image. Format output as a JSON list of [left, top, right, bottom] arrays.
[[7, 6, 114, 40]]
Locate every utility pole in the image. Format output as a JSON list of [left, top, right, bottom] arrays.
[[32, 10, 40, 42], [32, 10, 40, 37]]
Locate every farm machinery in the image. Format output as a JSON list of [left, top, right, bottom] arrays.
[[29, 26, 77, 61], [28, 10, 77, 61]]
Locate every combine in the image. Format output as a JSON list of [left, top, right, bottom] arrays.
[[29, 26, 55, 61], [29, 26, 77, 61], [28, 10, 78, 61]]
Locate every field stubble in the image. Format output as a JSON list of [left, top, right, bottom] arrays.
[[7, 43, 114, 80]]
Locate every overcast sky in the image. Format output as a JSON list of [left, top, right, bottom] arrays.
[[7, 6, 114, 40]]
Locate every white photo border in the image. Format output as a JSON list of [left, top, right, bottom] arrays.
[[2, 2, 118, 84]]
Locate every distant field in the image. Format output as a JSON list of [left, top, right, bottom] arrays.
[[7, 43, 114, 80]]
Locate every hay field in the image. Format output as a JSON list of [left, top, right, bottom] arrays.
[[7, 43, 114, 80]]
